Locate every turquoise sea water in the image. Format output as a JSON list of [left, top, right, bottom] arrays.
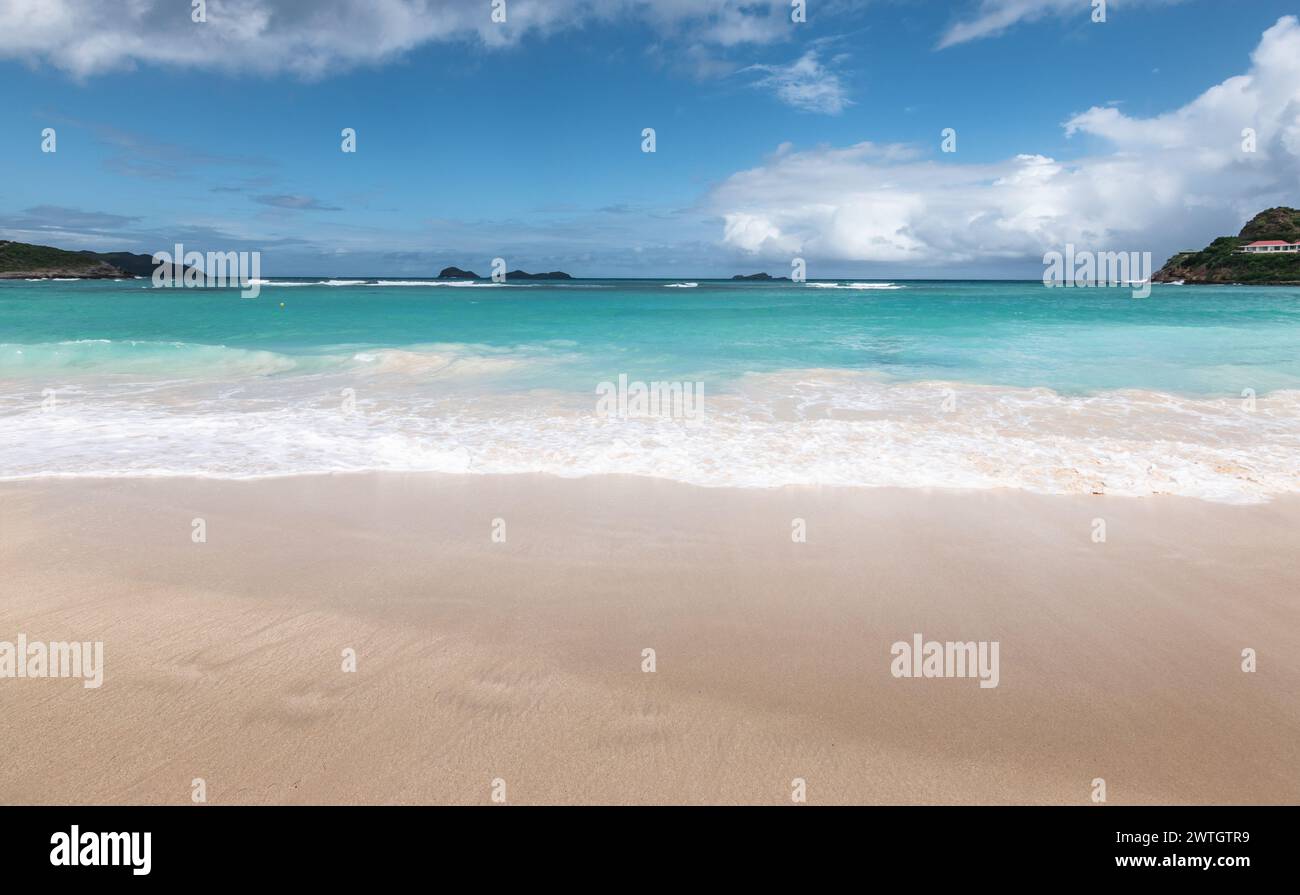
[[3, 278, 1300, 393], [2, 277, 1299, 500]]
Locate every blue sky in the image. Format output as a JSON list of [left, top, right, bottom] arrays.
[[2, 0, 1299, 276]]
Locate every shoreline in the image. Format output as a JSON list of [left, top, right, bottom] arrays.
[[3, 472, 1297, 804], [3, 467, 1300, 506]]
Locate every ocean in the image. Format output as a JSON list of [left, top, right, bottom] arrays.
[[2, 277, 1298, 502]]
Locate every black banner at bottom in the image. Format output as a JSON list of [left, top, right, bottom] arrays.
[[0, 806, 1284, 882]]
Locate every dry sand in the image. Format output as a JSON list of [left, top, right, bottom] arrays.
[[1, 473, 1297, 804]]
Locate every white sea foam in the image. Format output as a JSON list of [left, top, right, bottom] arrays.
[[2, 360, 1297, 503], [349, 346, 535, 377], [664, 282, 699, 288], [373, 280, 511, 287], [805, 282, 905, 290]]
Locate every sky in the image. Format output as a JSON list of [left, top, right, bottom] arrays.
[[1, 0, 1299, 277]]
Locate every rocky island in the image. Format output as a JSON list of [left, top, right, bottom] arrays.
[[505, 269, 571, 280], [437, 266, 479, 279], [0, 240, 164, 279], [437, 266, 572, 280], [731, 272, 790, 281], [1152, 207, 1300, 285]]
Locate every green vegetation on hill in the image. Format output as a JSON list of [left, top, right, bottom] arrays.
[[0, 240, 137, 278], [1238, 207, 1300, 242], [1153, 207, 1300, 284]]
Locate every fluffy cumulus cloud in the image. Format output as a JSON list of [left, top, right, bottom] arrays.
[[0, 0, 804, 78], [937, 0, 1184, 49], [710, 17, 1300, 270]]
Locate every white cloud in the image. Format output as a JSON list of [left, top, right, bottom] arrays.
[[710, 17, 1300, 271], [744, 50, 853, 114], [0, 0, 802, 78], [937, 0, 1182, 49]]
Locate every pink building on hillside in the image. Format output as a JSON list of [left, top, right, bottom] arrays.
[[1239, 240, 1300, 253]]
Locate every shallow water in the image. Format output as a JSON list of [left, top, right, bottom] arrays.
[[2, 278, 1298, 500]]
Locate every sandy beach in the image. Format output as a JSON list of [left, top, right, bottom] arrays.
[[1, 473, 1297, 805]]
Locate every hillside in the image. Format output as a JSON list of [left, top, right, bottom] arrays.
[[1152, 207, 1300, 284], [0, 240, 158, 279]]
